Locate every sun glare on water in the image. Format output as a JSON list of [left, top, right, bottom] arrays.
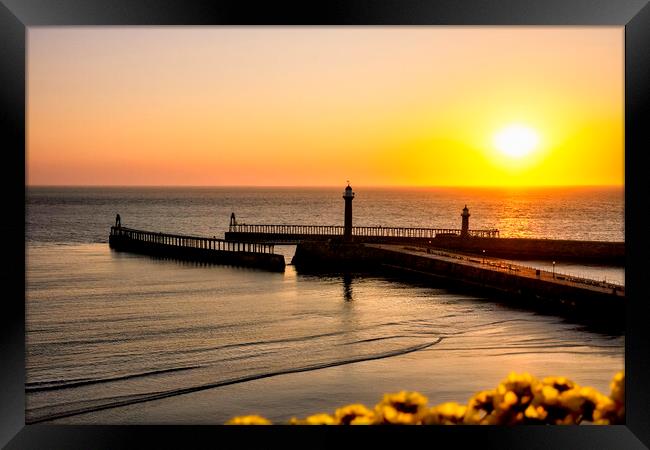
[[493, 125, 540, 158]]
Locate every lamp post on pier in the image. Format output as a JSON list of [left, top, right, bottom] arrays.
[[552, 261, 556, 278]]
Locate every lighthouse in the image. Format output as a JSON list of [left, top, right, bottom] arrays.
[[461, 205, 470, 237], [343, 182, 355, 240]]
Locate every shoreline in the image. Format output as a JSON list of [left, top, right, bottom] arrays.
[[44, 330, 623, 425]]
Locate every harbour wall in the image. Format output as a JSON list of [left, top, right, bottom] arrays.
[[291, 240, 623, 326], [425, 236, 624, 265]]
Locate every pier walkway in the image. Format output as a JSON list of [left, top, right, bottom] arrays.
[[225, 223, 499, 244], [111, 226, 277, 253], [368, 244, 624, 296], [109, 226, 285, 272]]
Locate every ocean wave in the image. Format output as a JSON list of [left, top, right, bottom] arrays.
[[26, 337, 443, 424], [26, 365, 202, 392]]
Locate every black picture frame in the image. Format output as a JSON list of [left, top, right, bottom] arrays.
[[2, 0, 648, 448]]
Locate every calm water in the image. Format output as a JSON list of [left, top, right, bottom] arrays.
[[25, 186, 625, 424]]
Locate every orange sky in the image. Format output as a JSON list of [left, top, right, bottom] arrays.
[[27, 27, 624, 187]]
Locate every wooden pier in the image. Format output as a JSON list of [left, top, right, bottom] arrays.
[[109, 226, 285, 272]]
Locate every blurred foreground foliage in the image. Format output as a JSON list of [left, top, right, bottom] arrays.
[[226, 371, 624, 425]]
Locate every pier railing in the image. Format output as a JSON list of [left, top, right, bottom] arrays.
[[110, 226, 276, 254], [401, 246, 625, 291], [228, 224, 499, 239]]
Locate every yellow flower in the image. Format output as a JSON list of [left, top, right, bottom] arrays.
[[496, 372, 538, 405], [607, 371, 625, 424], [464, 390, 498, 425], [289, 413, 337, 425], [541, 376, 576, 393], [578, 386, 616, 424], [334, 404, 376, 425], [553, 386, 613, 424], [374, 391, 429, 424], [423, 402, 467, 425], [610, 371, 624, 403], [225, 415, 272, 425], [492, 373, 539, 424], [552, 387, 585, 424], [524, 404, 548, 421], [527, 375, 581, 424]]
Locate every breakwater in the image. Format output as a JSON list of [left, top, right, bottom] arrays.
[[428, 235, 624, 265], [109, 226, 285, 272], [292, 240, 623, 325]]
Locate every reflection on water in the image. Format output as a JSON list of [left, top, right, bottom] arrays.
[[343, 273, 353, 302]]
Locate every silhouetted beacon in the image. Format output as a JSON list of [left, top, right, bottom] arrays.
[[343, 183, 355, 240], [461, 205, 470, 237]]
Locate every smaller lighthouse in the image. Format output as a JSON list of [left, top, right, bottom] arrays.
[[461, 205, 470, 237], [343, 182, 355, 240]]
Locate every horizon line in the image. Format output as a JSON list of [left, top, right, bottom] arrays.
[[26, 184, 625, 189]]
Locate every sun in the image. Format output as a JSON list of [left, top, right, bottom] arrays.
[[493, 125, 540, 158]]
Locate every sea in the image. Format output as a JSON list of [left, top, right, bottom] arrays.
[[25, 186, 625, 424]]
